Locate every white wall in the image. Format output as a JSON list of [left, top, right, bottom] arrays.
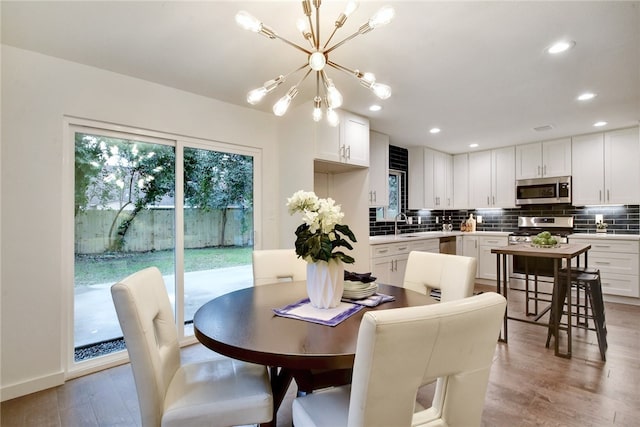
[[0, 46, 283, 399]]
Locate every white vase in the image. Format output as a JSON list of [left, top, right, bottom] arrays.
[[306, 258, 344, 309]]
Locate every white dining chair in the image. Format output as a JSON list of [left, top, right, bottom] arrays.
[[403, 251, 477, 302], [292, 292, 506, 427], [252, 248, 307, 286], [111, 267, 273, 427]]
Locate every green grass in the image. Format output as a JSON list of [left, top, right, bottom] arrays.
[[75, 246, 252, 287]]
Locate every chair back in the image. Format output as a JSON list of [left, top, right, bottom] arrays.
[[252, 249, 307, 286], [111, 267, 180, 427], [403, 251, 477, 302], [348, 292, 506, 427]]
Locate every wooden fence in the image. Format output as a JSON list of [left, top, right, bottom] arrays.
[[74, 207, 253, 254]]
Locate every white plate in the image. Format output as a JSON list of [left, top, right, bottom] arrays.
[[343, 282, 378, 299], [344, 280, 373, 290]]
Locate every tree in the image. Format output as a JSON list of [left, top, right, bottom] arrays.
[[184, 149, 253, 246]]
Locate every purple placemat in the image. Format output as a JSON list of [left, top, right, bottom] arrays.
[[273, 298, 364, 326]]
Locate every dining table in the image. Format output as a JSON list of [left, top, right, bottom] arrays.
[[193, 281, 435, 427], [491, 242, 591, 358]]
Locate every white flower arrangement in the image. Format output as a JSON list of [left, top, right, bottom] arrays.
[[286, 190, 357, 263]]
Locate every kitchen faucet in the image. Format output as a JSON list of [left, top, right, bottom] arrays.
[[394, 212, 408, 236]]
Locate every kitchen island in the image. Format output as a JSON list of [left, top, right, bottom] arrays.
[[492, 242, 591, 358]]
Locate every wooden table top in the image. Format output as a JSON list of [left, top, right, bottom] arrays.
[[491, 242, 591, 259], [193, 281, 434, 370]]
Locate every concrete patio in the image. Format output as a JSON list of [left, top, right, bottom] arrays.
[[74, 265, 253, 347]]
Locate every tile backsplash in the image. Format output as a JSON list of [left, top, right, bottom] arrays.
[[369, 145, 640, 236]]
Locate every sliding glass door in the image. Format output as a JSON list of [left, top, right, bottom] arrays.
[[71, 123, 255, 366]]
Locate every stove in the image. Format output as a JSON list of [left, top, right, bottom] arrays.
[[508, 216, 574, 245], [509, 216, 574, 284]]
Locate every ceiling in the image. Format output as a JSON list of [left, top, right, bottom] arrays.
[[2, 1, 639, 154]]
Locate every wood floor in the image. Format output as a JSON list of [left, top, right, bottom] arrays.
[[2, 284, 639, 426]]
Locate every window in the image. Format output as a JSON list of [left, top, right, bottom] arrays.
[[69, 120, 258, 372], [376, 170, 404, 221]]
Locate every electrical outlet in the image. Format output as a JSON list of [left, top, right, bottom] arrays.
[[436, 216, 439, 224], [417, 216, 421, 224], [595, 214, 603, 223], [477, 215, 483, 224]]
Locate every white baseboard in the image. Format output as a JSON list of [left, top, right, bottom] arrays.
[[1, 371, 64, 402]]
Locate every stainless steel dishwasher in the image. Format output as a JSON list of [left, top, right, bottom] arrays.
[[439, 236, 456, 255]]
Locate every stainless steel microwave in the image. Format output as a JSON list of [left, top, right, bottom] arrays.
[[515, 176, 571, 205]]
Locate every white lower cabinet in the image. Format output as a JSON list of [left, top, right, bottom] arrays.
[[570, 237, 640, 298], [478, 236, 508, 280], [370, 238, 439, 286], [462, 236, 479, 277]]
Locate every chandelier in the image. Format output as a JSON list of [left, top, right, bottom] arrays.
[[235, 1, 394, 126]]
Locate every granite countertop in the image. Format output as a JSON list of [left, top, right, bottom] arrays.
[[369, 230, 510, 245]]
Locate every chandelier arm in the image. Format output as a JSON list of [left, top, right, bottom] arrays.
[[294, 67, 314, 89], [273, 34, 313, 55], [307, 16, 318, 48], [324, 28, 363, 54], [315, 2, 321, 50], [322, 26, 340, 50], [326, 60, 360, 78]]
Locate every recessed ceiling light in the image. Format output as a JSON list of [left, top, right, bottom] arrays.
[[469, 143, 479, 148], [369, 104, 382, 112], [547, 40, 576, 54], [429, 128, 441, 134], [593, 121, 608, 127], [577, 92, 596, 101]]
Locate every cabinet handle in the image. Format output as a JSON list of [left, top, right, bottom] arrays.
[[607, 189, 610, 202], [492, 196, 495, 205], [543, 165, 547, 176], [594, 261, 611, 265], [593, 245, 611, 249], [373, 190, 377, 202], [599, 190, 602, 202], [538, 165, 541, 176], [346, 145, 351, 160], [378, 249, 389, 254], [487, 196, 490, 205]]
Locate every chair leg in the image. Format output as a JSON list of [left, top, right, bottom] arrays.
[[586, 277, 608, 362]]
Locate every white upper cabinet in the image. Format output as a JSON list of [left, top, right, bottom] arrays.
[[315, 111, 369, 167], [453, 153, 469, 209], [572, 127, 640, 205], [369, 131, 389, 207], [468, 146, 515, 208], [515, 138, 571, 179], [408, 147, 452, 209]]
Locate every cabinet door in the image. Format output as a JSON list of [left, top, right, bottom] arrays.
[[462, 236, 479, 277], [515, 143, 542, 179], [371, 256, 393, 285], [605, 127, 640, 204], [572, 133, 604, 205], [434, 151, 453, 208], [468, 150, 492, 208], [453, 154, 469, 209], [369, 131, 389, 207], [408, 147, 425, 209], [478, 237, 508, 280], [424, 148, 436, 208], [492, 146, 515, 208], [542, 138, 571, 177], [315, 120, 341, 162], [341, 113, 369, 166]]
